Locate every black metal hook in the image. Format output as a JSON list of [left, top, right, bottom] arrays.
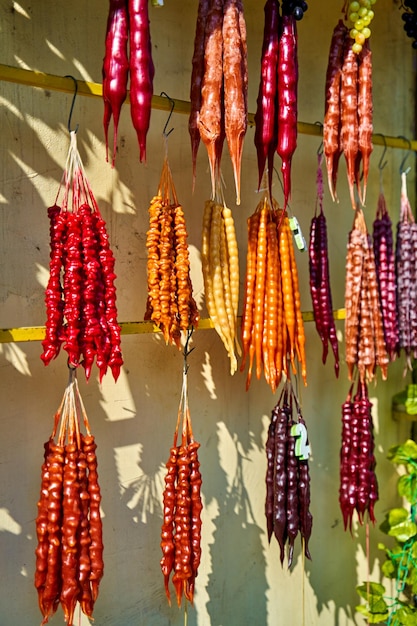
[[314, 121, 323, 155], [183, 327, 195, 374], [398, 135, 413, 174], [374, 133, 388, 171], [64, 75, 79, 134], [160, 91, 175, 137]]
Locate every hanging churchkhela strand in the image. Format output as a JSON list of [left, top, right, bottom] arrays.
[[372, 186, 398, 362], [323, 8, 373, 209], [344, 207, 388, 383], [144, 143, 199, 346], [308, 150, 339, 376], [265, 376, 312, 568], [254, 0, 307, 206], [191, 0, 248, 204], [395, 170, 417, 369], [102, 0, 154, 165], [339, 378, 378, 532], [201, 179, 241, 375], [40, 131, 123, 382], [240, 188, 307, 392], [34, 365, 104, 626], [160, 331, 203, 607]]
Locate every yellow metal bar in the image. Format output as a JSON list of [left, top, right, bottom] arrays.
[[1, 64, 416, 150], [0, 310, 347, 344]]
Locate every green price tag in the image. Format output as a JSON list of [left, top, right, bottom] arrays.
[[290, 422, 310, 460]]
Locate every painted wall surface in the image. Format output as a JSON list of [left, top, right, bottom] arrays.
[[0, 1, 416, 625]]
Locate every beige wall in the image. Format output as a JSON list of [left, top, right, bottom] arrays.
[[0, 0, 415, 624]]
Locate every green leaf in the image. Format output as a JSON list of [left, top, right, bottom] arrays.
[[381, 559, 396, 578], [405, 385, 417, 415], [356, 604, 389, 623], [398, 475, 413, 501], [388, 508, 410, 526], [388, 519, 417, 543], [357, 582, 386, 599], [388, 440, 417, 464], [398, 473, 417, 504], [392, 604, 417, 625], [409, 564, 417, 594]]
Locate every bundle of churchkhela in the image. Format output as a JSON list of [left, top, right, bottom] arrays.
[[160, 334, 203, 607], [265, 378, 312, 568], [189, 0, 248, 204], [344, 207, 388, 383], [34, 366, 104, 625], [102, 0, 155, 165], [339, 379, 378, 531], [254, 0, 307, 206], [394, 171, 417, 369], [144, 152, 199, 346], [372, 187, 398, 362], [240, 192, 307, 392], [201, 194, 241, 374], [40, 131, 123, 382], [323, 17, 373, 209], [308, 152, 339, 377]]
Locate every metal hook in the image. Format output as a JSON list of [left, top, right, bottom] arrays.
[[374, 133, 388, 171], [64, 75, 79, 134], [160, 91, 175, 137], [398, 135, 413, 175], [314, 121, 323, 155], [183, 327, 195, 374]]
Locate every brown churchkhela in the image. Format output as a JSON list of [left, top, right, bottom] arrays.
[[194, 0, 248, 204], [34, 369, 104, 626], [344, 208, 388, 382], [324, 20, 373, 208], [160, 340, 203, 607]]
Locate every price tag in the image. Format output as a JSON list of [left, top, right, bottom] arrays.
[[290, 422, 311, 460], [289, 216, 306, 252]]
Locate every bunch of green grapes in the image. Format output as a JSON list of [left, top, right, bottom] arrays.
[[347, 0, 377, 53]]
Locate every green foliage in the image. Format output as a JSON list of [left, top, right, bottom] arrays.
[[356, 440, 417, 625]]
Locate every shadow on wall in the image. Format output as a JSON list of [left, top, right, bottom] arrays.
[[0, 301, 404, 626]]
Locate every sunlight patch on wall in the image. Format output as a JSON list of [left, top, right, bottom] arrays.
[[0, 95, 24, 120], [188, 244, 204, 312], [71, 59, 94, 84], [0, 508, 22, 535], [201, 351, 217, 400], [13, 55, 31, 71], [217, 422, 237, 489], [12, 3, 31, 19], [45, 39, 65, 60], [0, 343, 31, 376], [35, 262, 49, 290], [99, 367, 136, 421]]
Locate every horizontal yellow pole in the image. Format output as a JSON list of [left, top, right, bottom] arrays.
[[0, 310, 347, 344], [1, 64, 416, 150]]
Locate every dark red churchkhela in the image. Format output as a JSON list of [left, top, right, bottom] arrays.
[[254, 0, 280, 195], [308, 153, 339, 376], [102, 0, 129, 166], [129, 0, 155, 163], [277, 12, 298, 209]]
